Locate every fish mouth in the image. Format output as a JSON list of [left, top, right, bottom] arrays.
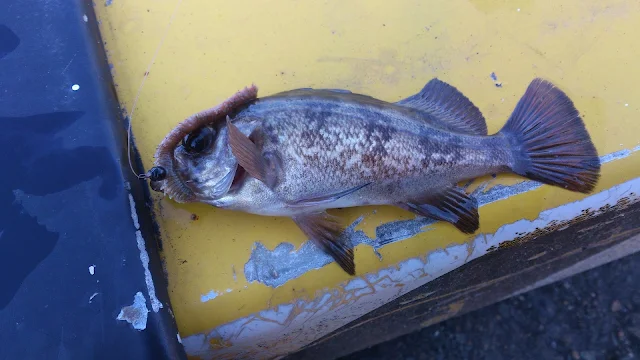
[[149, 158, 197, 203]]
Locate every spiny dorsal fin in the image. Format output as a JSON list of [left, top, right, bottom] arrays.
[[401, 186, 479, 234], [396, 78, 488, 136]]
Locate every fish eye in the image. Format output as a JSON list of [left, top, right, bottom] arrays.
[[183, 126, 215, 154]]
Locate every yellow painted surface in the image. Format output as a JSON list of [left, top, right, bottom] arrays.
[[94, 0, 640, 339]]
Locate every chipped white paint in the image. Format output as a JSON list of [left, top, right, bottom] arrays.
[[136, 231, 163, 312], [117, 292, 149, 331], [201, 288, 233, 303], [183, 176, 640, 360], [200, 290, 219, 303], [177, 333, 183, 344], [83, 14, 88, 22], [128, 193, 140, 229], [89, 265, 95, 275], [128, 192, 163, 313], [89, 292, 99, 303], [71, 84, 79, 91]]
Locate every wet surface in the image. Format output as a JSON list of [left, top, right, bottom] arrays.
[[0, 24, 19, 59], [0, 111, 121, 309], [343, 250, 640, 360], [0, 4, 184, 358]]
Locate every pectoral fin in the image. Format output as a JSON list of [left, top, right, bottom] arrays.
[[227, 117, 278, 188], [287, 183, 372, 208], [400, 186, 479, 234], [292, 212, 355, 275]]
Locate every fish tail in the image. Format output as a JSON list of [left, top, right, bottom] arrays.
[[498, 78, 601, 193]]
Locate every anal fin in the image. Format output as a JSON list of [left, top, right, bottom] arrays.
[[400, 186, 479, 234], [292, 212, 355, 275], [396, 78, 488, 136]]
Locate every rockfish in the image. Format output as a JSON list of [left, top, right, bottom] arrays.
[[145, 78, 601, 275]]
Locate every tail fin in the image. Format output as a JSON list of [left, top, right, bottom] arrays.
[[499, 78, 601, 193]]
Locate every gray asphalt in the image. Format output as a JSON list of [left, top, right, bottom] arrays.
[[341, 250, 640, 360]]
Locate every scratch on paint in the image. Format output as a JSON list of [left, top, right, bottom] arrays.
[[89, 292, 99, 303], [186, 177, 640, 360], [117, 292, 149, 331], [244, 148, 640, 288]]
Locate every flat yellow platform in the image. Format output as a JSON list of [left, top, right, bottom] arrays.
[[95, 1, 640, 358]]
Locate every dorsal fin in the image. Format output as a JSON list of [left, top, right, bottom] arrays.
[[396, 78, 488, 136]]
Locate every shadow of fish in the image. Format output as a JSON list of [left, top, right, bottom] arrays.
[[148, 78, 601, 275]]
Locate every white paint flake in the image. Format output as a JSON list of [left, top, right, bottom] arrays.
[[200, 288, 234, 303], [71, 84, 80, 91], [136, 231, 163, 312], [128, 193, 140, 229], [177, 333, 183, 344], [200, 290, 219, 303], [128, 192, 163, 313], [117, 292, 149, 331], [89, 265, 95, 275], [83, 14, 88, 22], [89, 292, 99, 303]]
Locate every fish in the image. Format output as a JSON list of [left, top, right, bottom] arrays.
[[146, 78, 601, 275]]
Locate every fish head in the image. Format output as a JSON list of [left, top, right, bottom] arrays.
[[149, 123, 239, 203]]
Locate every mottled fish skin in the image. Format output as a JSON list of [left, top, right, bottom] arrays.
[[154, 78, 601, 275], [214, 91, 511, 216]]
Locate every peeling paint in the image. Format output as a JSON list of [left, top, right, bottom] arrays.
[[201, 288, 233, 303], [128, 192, 163, 313], [245, 217, 374, 287], [117, 292, 149, 331], [245, 148, 640, 288], [128, 193, 140, 229], [89, 292, 99, 302], [136, 230, 163, 312], [89, 265, 95, 275], [186, 176, 640, 360], [201, 290, 219, 303]]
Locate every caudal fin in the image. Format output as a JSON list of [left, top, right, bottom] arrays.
[[499, 78, 601, 193]]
